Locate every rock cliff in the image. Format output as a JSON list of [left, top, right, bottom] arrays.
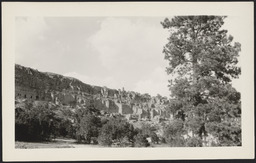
[[15, 64, 172, 122]]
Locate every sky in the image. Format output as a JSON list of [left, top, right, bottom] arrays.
[[15, 16, 242, 97]]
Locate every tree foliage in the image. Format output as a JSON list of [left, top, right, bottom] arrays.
[[163, 119, 186, 147], [15, 102, 60, 141], [140, 123, 159, 144], [97, 116, 137, 146], [134, 133, 150, 147], [76, 114, 101, 143], [185, 137, 203, 147], [74, 98, 102, 143], [161, 16, 241, 146]]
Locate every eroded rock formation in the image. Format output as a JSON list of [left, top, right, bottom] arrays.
[[15, 64, 172, 122]]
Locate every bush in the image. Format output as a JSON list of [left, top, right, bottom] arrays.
[[98, 133, 112, 146], [150, 132, 159, 144], [170, 137, 186, 147], [119, 136, 133, 147], [185, 137, 203, 147], [163, 119, 186, 147], [134, 133, 150, 147], [140, 123, 159, 144]]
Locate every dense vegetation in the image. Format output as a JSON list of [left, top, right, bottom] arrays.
[[15, 99, 160, 147], [15, 103, 60, 141]]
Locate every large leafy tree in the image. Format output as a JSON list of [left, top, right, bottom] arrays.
[[75, 98, 102, 143], [15, 102, 59, 141], [161, 16, 241, 146], [98, 116, 136, 146]]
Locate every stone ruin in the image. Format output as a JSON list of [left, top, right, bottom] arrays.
[[15, 64, 173, 122]]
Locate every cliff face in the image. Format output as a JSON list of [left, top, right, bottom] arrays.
[[15, 64, 172, 122]]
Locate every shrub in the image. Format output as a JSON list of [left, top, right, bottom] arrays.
[[134, 133, 150, 147], [119, 136, 133, 147], [163, 119, 186, 147], [150, 132, 159, 144], [185, 137, 203, 147], [140, 123, 159, 144]]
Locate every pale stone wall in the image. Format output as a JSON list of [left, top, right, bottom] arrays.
[[55, 93, 76, 105], [150, 109, 159, 119], [94, 99, 107, 111], [108, 100, 119, 113], [139, 109, 150, 120], [119, 104, 133, 115]]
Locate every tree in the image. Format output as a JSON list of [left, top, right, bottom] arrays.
[[15, 101, 59, 141], [73, 98, 102, 143], [76, 113, 101, 143], [161, 16, 241, 146], [163, 119, 186, 147], [98, 124, 114, 146], [140, 123, 159, 144], [98, 116, 136, 147]]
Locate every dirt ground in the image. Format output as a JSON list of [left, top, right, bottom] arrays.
[[15, 138, 170, 149], [15, 138, 102, 149]]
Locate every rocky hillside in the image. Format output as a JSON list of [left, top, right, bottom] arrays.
[[15, 64, 172, 122]]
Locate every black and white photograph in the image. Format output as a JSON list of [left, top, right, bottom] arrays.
[[2, 2, 254, 161]]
